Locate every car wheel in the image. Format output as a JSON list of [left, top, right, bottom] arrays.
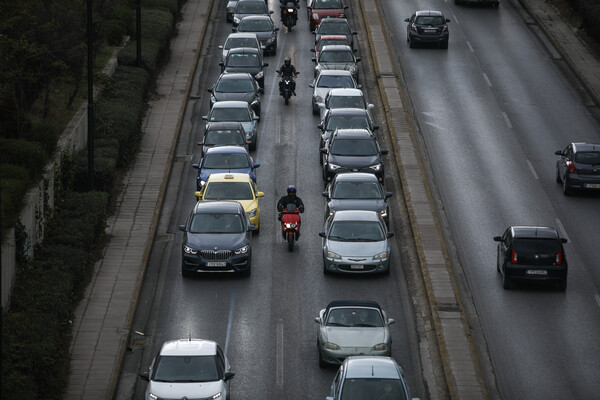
[[313, 105, 319, 115], [241, 263, 251, 277], [323, 262, 331, 275], [557, 277, 567, 291], [182, 265, 192, 278], [250, 139, 257, 151], [441, 41, 448, 49], [555, 166, 562, 183], [383, 265, 390, 276], [562, 176, 571, 196], [253, 225, 260, 235], [409, 40, 416, 49], [318, 348, 327, 368], [502, 270, 512, 289]]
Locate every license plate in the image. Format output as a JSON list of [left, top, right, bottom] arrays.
[[526, 270, 547, 275], [207, 262, 226, 267], [350, 264, 364, 270], [585, 183, 600, 189], [425, 29, 436, 33]]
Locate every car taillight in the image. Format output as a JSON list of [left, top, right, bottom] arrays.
[[511, 249, 518, 264], [555, 251, 562, 265], [566, 161, 578, 174]]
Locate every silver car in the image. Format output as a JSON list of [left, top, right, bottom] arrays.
[[139, 338, 234, 400], [219, 32, 264, 62], [310, 70, 361, 116], [315, 300, 395, 367], [319, 210, 392, 274], [313, 44, 361, 83], [203, 100, 259, 150], [320, 87, 374, 121]]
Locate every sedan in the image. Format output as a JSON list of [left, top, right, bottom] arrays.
[[139, 338, 235, 398], [314, 18, 357, 49], [219, 32, 264, 62], [310, 70, 361, 115], [232, 0, 273, 26], [219, 47, 268, 88], [315, 300, 395, 367], [319, 210, 393, 275], [321, 128, 388, 183], [307, 0, 348, 31], [198, 121, 249, 158], [202, 100, 259, 149], [192, 145, 260, 190], [234, 15, 279, 55], [323, 172, 392, 226], [313, 44, 361, 83], [317, 107, 378, 154], [209, 72, 262, 115], [320, 87, 374, 121], [405, 10, 450, 49], [555, 142, 600, 195]]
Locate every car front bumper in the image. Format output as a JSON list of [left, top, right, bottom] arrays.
[[323, 255, 390, 274], [319, 345, 390, 365], [182, 252, 251, 274]]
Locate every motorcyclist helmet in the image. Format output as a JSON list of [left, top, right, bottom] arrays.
[[284, 57, 291, 66], [287, 185, 296, 196]]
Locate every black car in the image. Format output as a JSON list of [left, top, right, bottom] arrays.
[[198, 121, 249, 158], [318, 108, 379, 161], [235, 15, 279, 56], [494, 226, 568, 290], [555, 142, 600, 195], [209, 72, 263, 115], [405, 10, 450, 49], [179, 201, 254, 277], [321, 128, 388, 184], [323, 172, 392, 226], [314, 18, 357, 49], [232, 0, 273, 27], [220, 47, 268, 88]]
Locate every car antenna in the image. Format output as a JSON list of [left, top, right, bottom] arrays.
[[189, 333, 192, 342]]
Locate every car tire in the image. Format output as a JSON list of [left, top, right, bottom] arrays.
[[318, 348, 327, 368], [250, 140, 257, 151], [409, 40, 416, 49], [441, 41, 448, 49], [555, 166, 562, 183], [383, 266, 390, 276], [182, 266, 192, 278], [502, 271, 512, 290], [241, 263, 251, 277], [562, 176, 571, 196], [323, 262, 331, 275], [557, 277, 567, 291], [313, 105, 319, 115]]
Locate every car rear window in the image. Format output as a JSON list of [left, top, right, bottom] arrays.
[[326, 116, 369, 130], [415, 16, 445, 25], [215, 78, 255, 93], [318, 22, 351, 35], [328, 96, 365, 109], [512, 238, 561, 252], [332, 181, 382, 199], [574, 151, 600, 165], [238, 19, 272, 32], [204, 130, 246, 146], [203, 153, 250, 168], [225, 38, 258, 50], [331, 138, 377, 156], [313, 0, 343, 9]]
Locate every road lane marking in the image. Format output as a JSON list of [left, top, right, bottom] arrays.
[[483, 73, 492, 87], [224, 282, 237, 355], [526, 159, 539, 180], [467, 41, 474, 53], [555, 218, 570, 242], [276, 320, 284, 388], [595, 294, 600, 309], [502, 112, 513, 129], [453, 14, 459, 24]]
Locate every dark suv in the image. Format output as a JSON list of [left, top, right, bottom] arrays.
[[493, 226, 568, 290], [179, 201, 254, 277], [405, 10, 450, 49], [555, 142, 600, 195]]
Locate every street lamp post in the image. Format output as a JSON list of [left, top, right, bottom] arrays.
[[87, 0, 95, 190], [137, 0, 142, 66]]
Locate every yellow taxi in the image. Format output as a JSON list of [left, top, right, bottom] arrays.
[[195, 173, 264, 232]]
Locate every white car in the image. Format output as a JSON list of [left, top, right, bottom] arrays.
[[319, 87, 374, 121], [219, 32, 264, 62], [309, 70, 360, 116], [139, 338, 234, 400]]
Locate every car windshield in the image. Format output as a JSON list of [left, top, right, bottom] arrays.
[[574, 151, 600, 165], [204, 130, 246, 146], [341, 378, 407, 400], [203, 182, 254, 200], [326, 308, 383, 327], [227, 53, 260, 67], [328, 221, 385, 242], [328, 96, 365, 109], [318, 22, 351, 35], [152, 355, 220, 383], [318, 39, 347, 51], [238, 19, 272, 32], [326, 116, 369, 130], [210, 107, 251, 122], [317, 75, 355, 88], [225, 37, 259, 50], [190, 213, 244, 234], [512, 238, 561, 253], [236, 1, 267, 13], [415, 15, 444, 25], [203, 153, 250, 169], [313, 0, 343, 9], [332, 181, 383, 199], [215, 78, 255, 93], [331, 138, 377, 156], [320, 50, 353, 63]]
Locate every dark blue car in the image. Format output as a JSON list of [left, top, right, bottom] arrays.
[[193, 146, 259, 191]]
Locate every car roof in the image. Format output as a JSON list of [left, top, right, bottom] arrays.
[[572, 142, 600, 152], [320, 44, 353, 52], [344, 356, 401, 379], [327, 88, 364, 97], [328, 107, 368, 116], [239, 14, 273, 22], [218, 72, 255, 81], [332, 128, 374, 138], [159, 338, 218, 356], [205, 121, 245, 130], [211, 100, 251, 109], [205, 145, 250, 154], [332, 209, 380, 222], [414, 10, 444, 17], [317, 69, 353, 77], [226, 32, 259, 39], [326, 300, 381, 311], [205, 172, 252, 183], [319, 17, 349, 25], [333, 172, 379, 182], [318, 34, 350, 41], [193, 200, 244, 214], [227, 47, 261, 55], [510, 226, 560, 239]]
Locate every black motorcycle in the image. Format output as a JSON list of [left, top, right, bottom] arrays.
[[281, 2, 298, 31], [277, 70, 299, 105]]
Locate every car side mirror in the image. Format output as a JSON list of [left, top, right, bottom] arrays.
[[253, 163, 261, 168], [352, 32, 357, 35], [178, 225, 186, 232], [387, 232, 394, 238], [139, 371, 150, 381], [493, 236, 502, 242], [357, 84, 362, 89], [202, 116, 208, 120], [404, 18, 410, 22], [554, 150, 563, 155], [256, 191, 265, 198], [218, 45, 224, 50], [380, 149, 389, 155], [317, 124, 324, 130], [232, 28, 237, 32], [192, 164, 200, 169], [310, 48, 316, 52], [446, 18, 451, 22], [207, 88, 213, 93], [322, 191, 328, 197], [373, 125, 380, 131], [309, 83, 315, 88], [388, 318, 395, 325], [194, 191, 202, 198], [344, 5, 348, 8], [385, 192, 393, 198], [561, 238, 568, 243], [320, 148, 327, 154], [356, 57, 361, 62], [248, 224, 257, 231], [263, 62, 269, 67], [224, 372, 235, 381], [254, 116, 260, 120], [312, 57, 316, 63], [274, 27, 280, 31], [314, 317, 321, 323], [269, 10, 274, 14], [326, 397, 334, 400], [319, 232, 326, 237], [368, 104, 374, 109]]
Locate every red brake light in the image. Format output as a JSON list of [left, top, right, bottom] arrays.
[[511, 249, 518, 264], [566, 161, 577, 174], [555, 251, 562, 265]]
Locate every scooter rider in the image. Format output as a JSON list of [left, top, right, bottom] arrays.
[[277, 185, 304, 221], [278, 57, 298, 96]]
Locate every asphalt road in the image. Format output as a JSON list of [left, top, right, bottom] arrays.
[[116, 1, 428, 399], [381, 0, 600, 398]]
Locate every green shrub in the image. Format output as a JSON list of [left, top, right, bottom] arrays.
[[104, 19, 127, 46], [0, 177, 30, 237], [28, 122, 61, 156], [143, 0, 180, 16], [0, 138, 48, 179]]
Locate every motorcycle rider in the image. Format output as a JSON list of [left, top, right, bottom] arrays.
[[280, 0, 300, 20], [277, 185, 304, 221], [278, 57, 298, 96]]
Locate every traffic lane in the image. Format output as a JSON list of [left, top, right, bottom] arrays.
[[381, 0, 600, 398]]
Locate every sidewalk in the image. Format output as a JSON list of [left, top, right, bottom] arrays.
[[63, 0, 600, 398]]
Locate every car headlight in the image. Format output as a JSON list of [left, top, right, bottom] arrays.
[[255, 71, 264, 80], [209, 392, 223, 399], [324, 342, 341, 350], [266, 36, 276, 44], [371, 343, 388, 351], [373, 251, 388, 260], [326, 250, 341, 259], [379, 210, 388, 218], [149, 393, 159, 400], [350, 66, 357, 74], [314, 95, 324, 104], [235, 245, 249, 255], [210, 94, 216, 104], [184, 245, 198, 255], [369, 163, 382, 171], [328, 163, 341, 171], [251, 98, 259, 107], [233, 16, 240, 24], [247, 208, 257, 218], [200, 180, 206, 186]]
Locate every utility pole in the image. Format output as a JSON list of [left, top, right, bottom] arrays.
[[87, 0, 95, 190]]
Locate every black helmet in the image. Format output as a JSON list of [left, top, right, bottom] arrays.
[[287, 185, 296, 195], [284, 57, 291, 65]]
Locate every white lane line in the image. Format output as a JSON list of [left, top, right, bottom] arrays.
[[526, 159, 539, 180], [453, 14, 459, 24], [467, 41, 474, 53], [595, 295, 600, 309], [276, 320, 284, 388], [555, 218, 570, 242], [483, 73, 492, 87], [224, 282, 237, 355], [502, 112, 513, 129]]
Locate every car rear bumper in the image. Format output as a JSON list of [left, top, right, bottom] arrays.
[[504, 264, 567, 281], [319, 346, 390, 365], [410, 33, 449, 43], [565, 174, 600, 191]]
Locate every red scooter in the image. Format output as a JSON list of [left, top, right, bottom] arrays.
[[281, 203, 301, 251]]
